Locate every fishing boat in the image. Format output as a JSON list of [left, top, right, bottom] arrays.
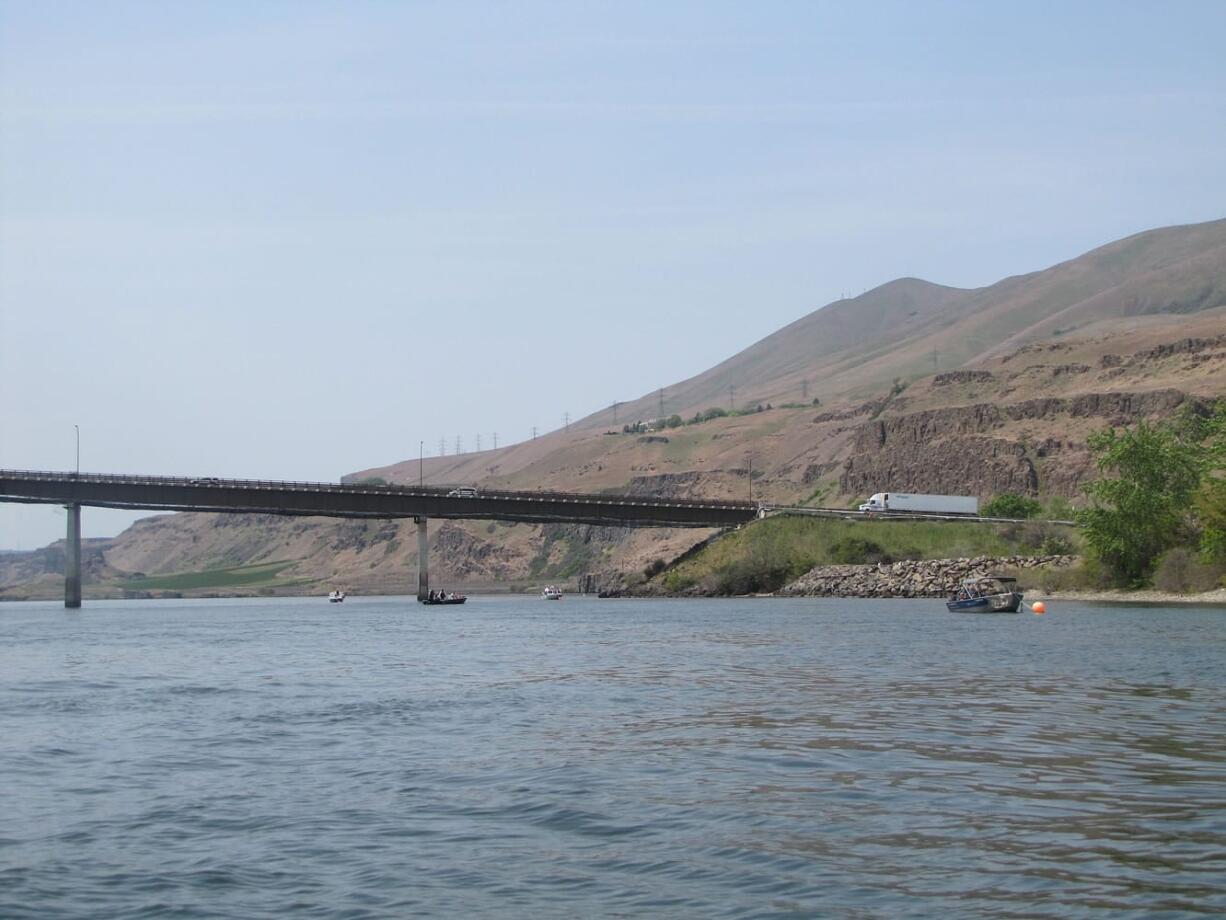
[[419, 591, 467, 605], [946, 575, 1023, 613], [542, 585, 563, 600], [328, 590, 346, 603]]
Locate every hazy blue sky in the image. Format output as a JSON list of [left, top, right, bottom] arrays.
[[2, 1, 1225, 549]]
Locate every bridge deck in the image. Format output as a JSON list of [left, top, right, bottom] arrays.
[[0, 470, 759, 529]]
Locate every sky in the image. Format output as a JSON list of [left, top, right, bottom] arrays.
[[2, 1, 1225, 549]]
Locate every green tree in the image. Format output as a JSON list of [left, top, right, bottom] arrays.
[[1078, 421, 1203, 586], [1194, 402, 1226, 562], [982, 493, 1043, 519], [1196, 479, 1226, 562]]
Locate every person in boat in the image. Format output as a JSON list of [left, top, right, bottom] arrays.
[[428, 589, 436, 601]]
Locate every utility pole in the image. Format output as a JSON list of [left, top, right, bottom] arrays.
[[532, 426, 538, 440], [658, 388, 664, 418], [476, 434, 482, 452], [801, 379, 808, 401], [493, 432, 498, 449], [747, 452, 753, 502], [439, 437, 446, 457], [455, 435, 462, 455], [729, 385, 735, 411], [563, 412, 570, 432], [612, 402, 619, 424]]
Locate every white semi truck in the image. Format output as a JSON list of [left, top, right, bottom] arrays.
[[858, 492, 979, 515]]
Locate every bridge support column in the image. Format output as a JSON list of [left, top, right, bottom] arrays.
[[416, 516, 428, 601], [65, 503, 81, 609]]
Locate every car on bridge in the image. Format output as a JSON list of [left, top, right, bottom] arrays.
[[447, 487, 479, 498]]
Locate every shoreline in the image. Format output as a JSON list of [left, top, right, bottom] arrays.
[[1027, 587, 1226, 606]]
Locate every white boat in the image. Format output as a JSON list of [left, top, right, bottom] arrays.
[[328, 590, 346, 603], [542, 585, 563, 600]]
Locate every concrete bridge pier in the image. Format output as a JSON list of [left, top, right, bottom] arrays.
[[65, 503, 81, 608], [416, 516, 428, 601]]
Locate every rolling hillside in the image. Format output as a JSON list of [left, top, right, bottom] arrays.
[[4, 217, 1225, 599]]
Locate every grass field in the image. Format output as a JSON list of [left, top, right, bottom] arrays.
[[658, 515, 1079, 595], [118, 560, 303, 592]]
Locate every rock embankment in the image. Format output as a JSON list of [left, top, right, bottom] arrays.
[[780, 555, 1075, 598]]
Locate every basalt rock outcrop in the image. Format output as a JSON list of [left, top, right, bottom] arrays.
[[842, 436, 1039, 499], [780, 555, 1074, 598], [839, 388, 1209, 498], [432, 522, 522, 580], [623, 471, 708, 499]]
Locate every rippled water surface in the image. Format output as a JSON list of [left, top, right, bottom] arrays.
[[2, 596, 1225, 918]]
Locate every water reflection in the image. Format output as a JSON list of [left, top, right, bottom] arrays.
[[0, 597, 1223, 917]]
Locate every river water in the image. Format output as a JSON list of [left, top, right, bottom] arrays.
[[1, 596, 1224, 918]]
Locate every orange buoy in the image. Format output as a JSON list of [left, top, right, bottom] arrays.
[[1032, 601, 1047, 615]]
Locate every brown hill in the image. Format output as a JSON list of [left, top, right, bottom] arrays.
[[4, 218, 1224, 600], [569, 217, 1226, 429]]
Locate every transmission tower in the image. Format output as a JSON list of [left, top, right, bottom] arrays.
[[438, 438, 446, 457], [563, 412, 570, 432]]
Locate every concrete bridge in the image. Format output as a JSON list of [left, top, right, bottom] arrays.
[[0, 469, 759, 607]]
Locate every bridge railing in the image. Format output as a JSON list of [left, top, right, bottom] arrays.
[[0, 469, 758, 512]]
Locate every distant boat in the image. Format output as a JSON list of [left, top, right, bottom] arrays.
[[328, 590, 346, 603], [542, 585, 563, 600], [419, 592, 467, 605], [946, 576, 1023, 613]]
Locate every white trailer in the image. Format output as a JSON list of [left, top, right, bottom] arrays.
[[858, 492, 979, 515]]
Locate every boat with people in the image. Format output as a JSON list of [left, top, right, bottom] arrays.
[[946, 575, 1023, 613], [420, 589, 467, 605], [542, 585, 563, 600], [328, 590, 346, 603]]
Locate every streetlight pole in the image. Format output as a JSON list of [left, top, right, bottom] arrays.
[[419, 440, 424, 488], [74, 425, 79, 476]]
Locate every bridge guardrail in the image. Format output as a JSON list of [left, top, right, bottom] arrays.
[[0, 469, 758, 513]]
